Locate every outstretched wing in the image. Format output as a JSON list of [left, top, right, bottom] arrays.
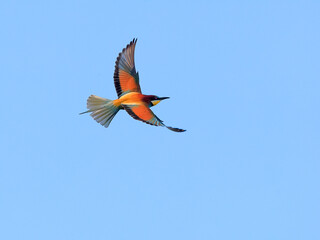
[[114, 38, 141, 98], [122, 103, 186, 132]]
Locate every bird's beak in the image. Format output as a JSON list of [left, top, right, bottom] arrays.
[[158, 97, 170, 100], [151, 97, 170, 107]]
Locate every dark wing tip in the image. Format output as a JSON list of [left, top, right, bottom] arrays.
[[166, 126, 186, 132], [129, 38, 137, 47], [115, 38, 138, 64], [119, 38, 138, 55]]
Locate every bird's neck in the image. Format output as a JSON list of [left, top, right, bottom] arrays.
[[142, 94, 155, 103]]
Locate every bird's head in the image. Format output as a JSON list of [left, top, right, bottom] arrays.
[[150, 95, 170, 106]]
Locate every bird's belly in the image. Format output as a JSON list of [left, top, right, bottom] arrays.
[[114, 92, 144, 106]]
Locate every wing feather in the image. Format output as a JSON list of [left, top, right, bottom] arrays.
[[114, 39, 141, 98], [122, 103, 186, 132]]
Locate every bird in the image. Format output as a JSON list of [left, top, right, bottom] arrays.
[[80, 38, 186, 132]]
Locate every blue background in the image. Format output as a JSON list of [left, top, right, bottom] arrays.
[[1, 1, 319, 239]]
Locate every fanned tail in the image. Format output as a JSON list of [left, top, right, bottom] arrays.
[[80, 95, 120, 128]]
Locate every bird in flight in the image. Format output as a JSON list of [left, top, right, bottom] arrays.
[[80, 39, 186, 132]]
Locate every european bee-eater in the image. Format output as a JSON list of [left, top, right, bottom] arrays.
[[80, 39, 186, 132]]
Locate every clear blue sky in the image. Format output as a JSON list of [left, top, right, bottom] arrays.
[[1, 1, 319, 239]]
